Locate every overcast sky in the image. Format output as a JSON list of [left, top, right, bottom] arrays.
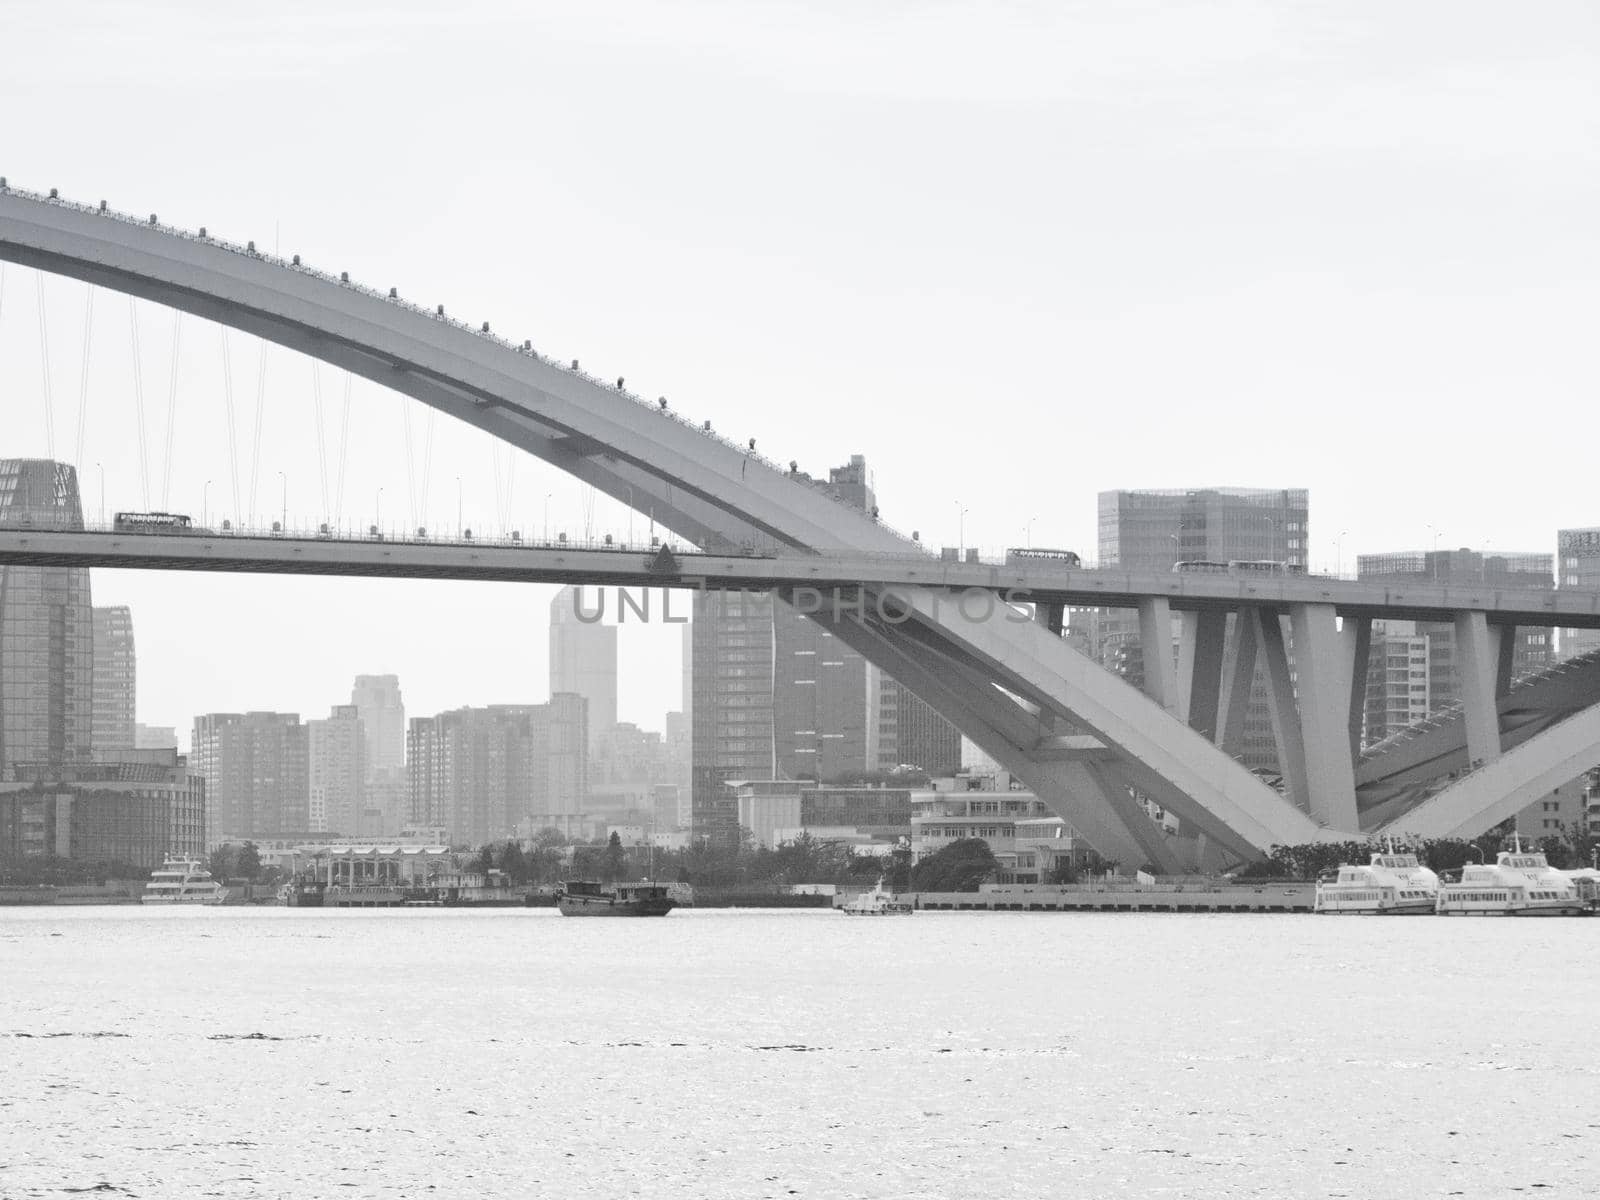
[[2, 1, 1597, 745]]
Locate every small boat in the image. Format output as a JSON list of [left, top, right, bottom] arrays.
[[1436, 835, 1592, 916], [141, 856, 226, 905], [1314, 839, 1439, 915], [555, 880, 675, 917], [839, 879, 914, 916]]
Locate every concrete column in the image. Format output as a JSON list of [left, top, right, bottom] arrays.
[[1494, 624, 1517, 698], [1176, 610, 1228, 739], [1455, 610, 1503, 768], [1339, 617, 1372, 761], [1218, 610, 1259, 756], [1137, 597, 1179, 715], [1289, 603, 1359, 832], [1256, 609, 1310, 815], [1034, 601, 1065, 637]]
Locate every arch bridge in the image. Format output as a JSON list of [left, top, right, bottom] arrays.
[[5, 182, 1597, 869]]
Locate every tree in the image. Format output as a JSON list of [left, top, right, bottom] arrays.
[[474, 844, 495, 875], [909, 838, 997, 892], [237, 842, 262, 882], [208, 844, 238, 883], [500, 842, 531, 884], [602, 831, 626, 882]]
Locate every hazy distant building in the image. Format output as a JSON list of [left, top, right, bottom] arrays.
[[408, 698, 587, 847], [190, 712, 309, 845], [308, 704, 366, 834], [0, 459, 93, 773], [1361, 623, 1431, 745], [1558, 528, 1600, 661], [0, 748, 205, 868], [91, 607, 136, 755], [1092, 486, 1309, 772], [135, 724, 177, 750], [349, 674, 405, 778], [550, 587, 617, 755]]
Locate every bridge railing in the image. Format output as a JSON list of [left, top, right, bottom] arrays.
[[2, 180, 925, 551]]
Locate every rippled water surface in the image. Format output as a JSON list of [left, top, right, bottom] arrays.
[[1, 907, 1596, 1198]]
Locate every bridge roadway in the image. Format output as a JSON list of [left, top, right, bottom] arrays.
[[3, 527, 1599, 629]]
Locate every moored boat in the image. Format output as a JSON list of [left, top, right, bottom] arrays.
[[1314, 841, 1438, 915], [555, 880, 675, 917], [1436, 836, 1592, 916], [141, 856, 226, 905]]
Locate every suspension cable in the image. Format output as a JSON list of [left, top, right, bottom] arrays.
[[247, 340, 269, 524], [419, 408, 436, 528], [73, 285, 95, 475], [219, 328, 242, 521], [310, 361, 330, 519], [401, 401, 418, 530], [35, 274, 56, 462], [333, 371, 353, 528], [159, 312, 183, 509], [127, 298, 152, 510]]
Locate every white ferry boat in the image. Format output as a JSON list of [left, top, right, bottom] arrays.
[[141, 856, 227, 905], [839, 880, 914, 916], [1435, 836, 1590, 917], [1314, 842, 1439, 915]]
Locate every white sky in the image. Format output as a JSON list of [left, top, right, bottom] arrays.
[[2, 1, 1597, 745]]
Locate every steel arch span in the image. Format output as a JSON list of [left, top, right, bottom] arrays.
[[5, 183, 1515, 864]]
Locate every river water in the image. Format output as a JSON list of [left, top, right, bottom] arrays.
[[0, 907, 1594, 1199]]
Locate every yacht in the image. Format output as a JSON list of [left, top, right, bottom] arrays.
[[1436, 836, 1591, 917], [141, 856, 227, 905], [839, 879, 914, 916], [1314, 841, 1439, 915]]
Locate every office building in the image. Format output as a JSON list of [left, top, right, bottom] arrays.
[[550, 587, 617, 755], [350, 674, 405, 777], [190, 712, 310, 844], [0, 459, 93, 772], [1361, 624, 1432, 745], [0, 749, 205, 868], [876, 678, 962, 775], [1558, 528, 1600, 661], [91, 607, 136, 756], [1092, 486, 1309, 772], [539, 692, 589, 821], [308, 704, 366, 834]]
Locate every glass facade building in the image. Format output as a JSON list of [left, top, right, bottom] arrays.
[[92, 606, 137, 755], [0, 459, 93, 775]]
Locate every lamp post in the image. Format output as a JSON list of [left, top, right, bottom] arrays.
[[956, 501, 968, 556], [456, 475, 462, 539], [278, 471, 287, 530], [1336, 529, 1348, 578], [203, 479, 212, 528], [544, 492, 552, 542], [1024, 515, 1036, 549], [95, 461, 104, 525], [1427, 524, 1441, 581], [376, 487, 383, 532]]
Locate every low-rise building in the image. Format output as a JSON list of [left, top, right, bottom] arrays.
[[910, 771, 1085, 884]]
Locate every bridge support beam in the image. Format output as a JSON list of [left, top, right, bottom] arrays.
[[1495, 623, 1517, 698], [1254, 609, 1310, 812], [1218, 611, 1258, 758], [1177, 610, 1227, 740], [1138, 598, 1178, 715], [1340, 616, 1371, 761], [1456, 611, 1503, 768], [1288, 603, 1359, 831]]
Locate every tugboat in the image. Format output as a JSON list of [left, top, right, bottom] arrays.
[[555, 880, 676, 917], [839, 879, 914, 916], [1314, 839, 1439, 915], [141, 856, 227, 905], [1436, 834, 1591, 916]]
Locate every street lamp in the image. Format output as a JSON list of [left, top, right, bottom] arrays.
[[1024, 515, 1037, 549], [1427, 524, 1441, 581], [278, 471, 287, 530], [456, 474, 463, 539], [1336, 529, 1348, 578], [955, 500, 968, 555], [544, 492, 552, 542], [376, 487, 383, 531], [94, 461, 104, 525], [203, 479, 212, 528]]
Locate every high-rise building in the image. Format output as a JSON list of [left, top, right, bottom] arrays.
[[308, 704, 366, 834], [349, 674, 405, 778], [1361, 623, 1432, 745], [876, 678, 963, 775], [1092, 486, 1309, 772], [190, 712, 309, 844], [407, 698, 587, 847], [1357, 549, 1554, 738], [91, 607, 136, 755], [0, 459, 93, 773], [549, 587, 617, 756], [1558, 528, 1600, 661]]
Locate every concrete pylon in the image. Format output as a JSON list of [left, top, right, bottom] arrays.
[[1455, 610, 1503, 769], [1288, 603, 1359, 832], [1138, 597, 1179, 715], [1177, 610, 1228, 739]]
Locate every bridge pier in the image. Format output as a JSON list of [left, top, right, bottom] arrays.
[[1455, 611, 1503, 768]]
